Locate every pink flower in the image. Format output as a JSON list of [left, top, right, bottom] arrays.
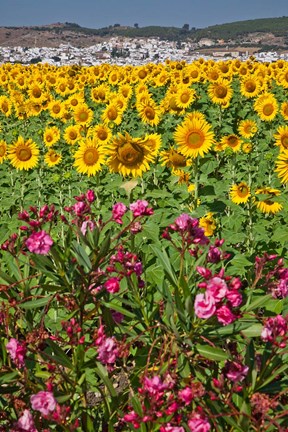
[[104, 277, 120, 293], [25, 231, 53, 255], [194, 293, 216, 319], [15, 409, 37, 432], [206, 277, 228, 302], [142, 375, 168, 395], [224, 361, 249, 382], [261, 315, 287, 343], [188, 413, 211, 432], [174, 213, 192, 231], [226, 290, 242, 307], [97, 337, 119, 365], [6, 338, 26, 368], [30, 391, 57, 416], [86, 189, 96, 203], [160, 425, 185, 432], [178, 386, 194, 404], [112, 202, 127, 224], [80, 220, 95, 235], [216, 305, 237, 325], [130, 200, 153, 217]]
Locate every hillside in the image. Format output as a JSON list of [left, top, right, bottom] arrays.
[[0, 16, 288, 50]]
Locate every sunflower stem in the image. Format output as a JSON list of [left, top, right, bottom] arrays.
[[193, 156, 199, 209]]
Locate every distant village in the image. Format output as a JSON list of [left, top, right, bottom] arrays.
[[1, 36, 288, 66]]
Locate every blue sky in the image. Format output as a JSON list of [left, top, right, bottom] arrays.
[[0, 0, 287, 29]]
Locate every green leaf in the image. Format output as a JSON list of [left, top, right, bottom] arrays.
[[95, 362, 117, 398], [149, 245, 178, 288], [241, 323, 263, 338], [196, 344, 229, 361], [19, 296, 53, 310], [43, 339, 73, 369], [243, 294, 272, 312], [72, 241, 92, 271]]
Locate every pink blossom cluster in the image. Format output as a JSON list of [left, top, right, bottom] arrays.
[[254, 254, 288, 299], [25, 230, 53, 255], [194, 268, 242, 325], [61, 318, 85, 345], [13, 409, 37, 432], [6, 338, 26, 368], [63, 189, 96, 231], [112, 200, 153, 233], [122, 373, 210, 430], [223, 360, 249, 383], [95, 325, 119, 368], [261, 314, 288, 347], [105, 245, 144, 290], [30, 390, 57, 416], [163, 214, 209, 248]]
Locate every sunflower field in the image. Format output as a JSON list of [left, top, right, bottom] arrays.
[[1, 58, 288, 431]]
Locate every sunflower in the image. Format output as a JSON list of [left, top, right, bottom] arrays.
[[8, 136, 39, 170], [238, 119, 258, 139], [119, 84, 133, 100], [91, 124, 112, 145], [174, 117, 214, 159], [230, 182, 251, 205], [137, 97, 161, 127], [0, 140, 7, 163], [43, 126, 61, 147], [199, 212, 216, 236], [28, 83, 47, 104], [107, 132, 155, 177], [135, 133, 162, 157], [0, 95, 13, 117], [254, 93, 278, 122], [280, 102, 288, 121], [221, 134, 242, 152], [48, 99, 66, 120], [274, 125, 288, 151], [101, 103, 123, 126], [242, 142, 253, 154], [159, 147, 189, 169], [275, 150, 288, 183], [240, 77, 261, 98], [74, 104, 93, 126], [208, 79, 233, 106], [279, 68, 288, 89], [90, 84, 110, 104], [74, 138, 106, 176], [64, 125, 81, 145], [174, 85, 196, 109], [66, 92, 85, 111], [44, 149, 62, 167], [255, 187, 282, 214]]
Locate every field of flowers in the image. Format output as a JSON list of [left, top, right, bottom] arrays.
[[1, 58, 288, 431]]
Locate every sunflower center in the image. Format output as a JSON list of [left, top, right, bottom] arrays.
[[227, 135, 239, 147], [118, 143, 144, 166], [71, 99, 78, 106], [83, 148, 99, 166], [263, 103, 274, 116], [138, 70, 147, 79], [97, 130, 108, 140], [17, 147, 32, 161], [49, 152, 59, 162], [144, 107, 155, 120], [0, 145, 6, 156], [2, 102, 8, 112], [215, 85, 228, 98], [53, 105, 61, 114], [238, 185, 249, 197], [245, 81, 256, 92], [190, 70, 199, 78], [46, 135, 53, 142], [107, 106, 118, 120], [281, 134, 288, 148], [79, 111, 89, 122], [180, 93, 190, 103], [187, 131, 204, 149], [32, 88, 42, 98], [69, 131, 77, 140]]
